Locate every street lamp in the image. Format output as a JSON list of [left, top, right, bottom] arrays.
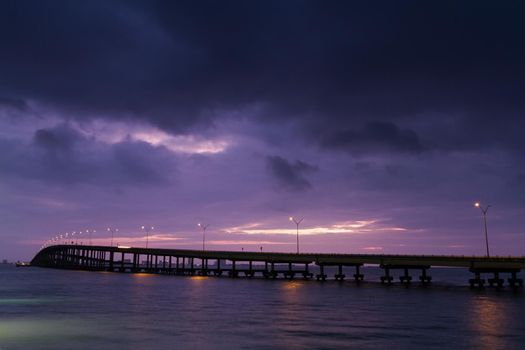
[[198, 223, 209, 251], [289, 216, 303, 254], [85, 229, 96, 246], [474, 202, 491, 257], [141, 225, 154, 249], [107, 227, 119, 247], [74, 231, 81, 245]]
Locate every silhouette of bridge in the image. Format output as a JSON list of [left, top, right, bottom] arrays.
[[31, 245, 525, 288]]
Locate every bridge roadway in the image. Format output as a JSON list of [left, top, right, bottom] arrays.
[[31, 245, 525, 288]]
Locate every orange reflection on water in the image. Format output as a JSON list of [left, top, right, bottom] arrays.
[[132, 273, 156, 278], [274, 281, 310, 350], [469, 295, 509, 349], [282, 281, 303, 292], [189, 275, 209, 281]]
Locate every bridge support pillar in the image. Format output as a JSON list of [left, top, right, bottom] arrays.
[[334, 264, 345, 281], [380, 267, 393, 284], [284, 262, 295, 279], [508, 271, 523, 288], [488, 272, 504, 288], [302, 263, 313, 279], [229, 260, 238, 278], [201, 258, 209, 276], [399, 268, 412, 284], [469, 271, 485, 289], [419, 268, 432, 285], [353, 265, 364, 282], [199, 258, 208, 276], [316, 264, 327, 281], [215, 259, 222, 276], [269, 262, 277, 278], [262, 261, 268, 278], [263, 261, 277, 278], [119, 252, 124, 272], [262, 262, 272, 278], [245, 261, 254, 278]]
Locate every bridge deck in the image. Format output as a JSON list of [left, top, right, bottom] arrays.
[[30, 245, 525, 288], [34, 244, 525, 268]]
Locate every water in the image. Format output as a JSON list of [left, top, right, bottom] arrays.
[[1, 265, 524, 349]]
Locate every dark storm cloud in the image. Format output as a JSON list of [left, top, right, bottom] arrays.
[[320, 121, 424, 154], [0, 124, 175, 186], [33, 125, 79, 152], [1, 1, 525, 152], [266, 156, 318, 191], [0, 96, 28, 111]]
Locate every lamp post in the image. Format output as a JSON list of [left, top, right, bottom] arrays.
[[141, 226, 154, 249], [85, 229, 96, 246], [107, 227, 119, 247], [289, 216, 303, 254], [474, 202, 491, 257], [198, 223, 209, 251]]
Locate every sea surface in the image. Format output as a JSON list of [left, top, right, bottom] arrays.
[[1, 264, 524, 350]]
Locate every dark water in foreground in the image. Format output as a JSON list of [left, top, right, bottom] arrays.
[[1, 265, 524, 350]]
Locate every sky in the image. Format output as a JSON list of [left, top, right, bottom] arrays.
[[1, 0, 525, 260]]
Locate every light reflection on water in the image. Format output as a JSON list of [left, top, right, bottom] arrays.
[[0, 298, 55, 305], [0, 319, 88, 344], [469, 295, 512, 350], [0, 265, 524, 350]]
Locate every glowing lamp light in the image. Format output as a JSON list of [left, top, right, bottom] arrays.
[[473, 201, 491, 257], [107, 227, 119, 247], [288, 216, 304, 254], [141, 225, 154, 248], [198, 223, 210, 250]]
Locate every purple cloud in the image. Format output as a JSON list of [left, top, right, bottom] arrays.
[[1, 1, 524, 260]]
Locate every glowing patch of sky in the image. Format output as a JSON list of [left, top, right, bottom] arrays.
[[0, 113, 231, 155], [78, 119, 229, 154], [222, 220, 407, 236]]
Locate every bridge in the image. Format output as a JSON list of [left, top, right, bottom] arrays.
[[31, 245, 525, 288]]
